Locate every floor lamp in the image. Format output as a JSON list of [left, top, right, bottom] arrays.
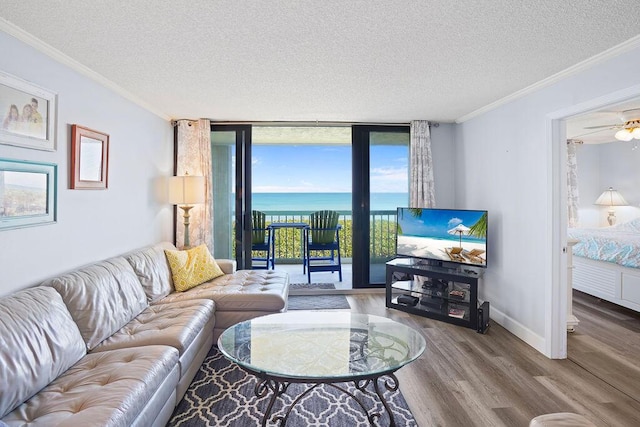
[[169, 173, 205, 248]]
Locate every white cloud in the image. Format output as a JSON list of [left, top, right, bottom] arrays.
[[447, 217, 463, 228], [371, 166, 408, 181]]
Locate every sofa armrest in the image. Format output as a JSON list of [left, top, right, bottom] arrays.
[[216, 259, 236, 274]]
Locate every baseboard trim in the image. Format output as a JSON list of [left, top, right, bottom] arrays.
[[489, 304, 547, 356]]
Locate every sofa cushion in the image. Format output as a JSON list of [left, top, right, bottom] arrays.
[[1, 346, 179, 427], [42, 256, 148, 350], [92, 299, 215, 356], [0, 287, 86, 419], [124, 242, 177, 302], [164, 244, 224, 292], [216, 258, 237, 275], [157, 269, 289, 312]]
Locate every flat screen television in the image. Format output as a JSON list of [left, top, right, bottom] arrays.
[[396, 208, 488, 268]]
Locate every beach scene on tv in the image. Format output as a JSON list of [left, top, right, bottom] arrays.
[[396, 208, 487, 266]]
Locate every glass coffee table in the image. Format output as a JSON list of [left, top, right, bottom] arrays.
[[217, 311, 426, 426]]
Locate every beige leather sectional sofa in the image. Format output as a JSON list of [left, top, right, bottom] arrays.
[[0, 242, 289, 426]]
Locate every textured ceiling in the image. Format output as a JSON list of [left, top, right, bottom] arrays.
[[1, 1, 640, 125]]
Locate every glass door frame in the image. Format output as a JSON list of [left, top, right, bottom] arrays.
[[352, 125, 410, 288], [211, 122, 408, 283], [210, 124, 253, 269]]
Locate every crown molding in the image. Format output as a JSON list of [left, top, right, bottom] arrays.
[[456, 34, 640, 123], [0, 18, 171, 121]]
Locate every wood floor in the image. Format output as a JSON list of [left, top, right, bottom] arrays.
[[346, 291, 640, 427]]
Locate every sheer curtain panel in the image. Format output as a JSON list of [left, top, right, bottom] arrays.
[[175, 119, 213, 250], [566, 139, 582, 228], [409, 120, 436, 208]]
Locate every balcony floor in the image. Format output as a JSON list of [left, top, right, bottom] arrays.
[[265, 262, 388, 293], [272, 263, 352, 291]]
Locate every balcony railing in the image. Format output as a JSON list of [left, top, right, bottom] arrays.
[[260, 210, 397, 264]]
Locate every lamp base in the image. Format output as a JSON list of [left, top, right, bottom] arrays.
[[179, 205, 194, 248], [607, 209, 616, 226]]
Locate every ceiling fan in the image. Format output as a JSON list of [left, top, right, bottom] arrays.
[[584, 108, 640, 141]]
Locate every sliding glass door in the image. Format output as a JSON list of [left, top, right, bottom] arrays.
[[211, 123, 409, 285], [210, 125, 252, 268], [251, 126, 352, 283], [352, 126, 410, 287]]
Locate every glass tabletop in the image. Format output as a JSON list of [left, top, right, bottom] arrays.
[[217, 312, 426, 381]]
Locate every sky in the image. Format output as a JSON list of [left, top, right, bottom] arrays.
[[251, 144, 408, 193]]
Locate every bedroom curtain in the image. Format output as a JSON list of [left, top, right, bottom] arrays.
[[409, 120, 436, 208], [567, 139, 582, 228], [175, 119, 213, 251]]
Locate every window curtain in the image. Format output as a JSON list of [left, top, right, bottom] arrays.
[[409, 120, 436, 207], [175, 119, 213, 250], [566, 139, 582, 228]]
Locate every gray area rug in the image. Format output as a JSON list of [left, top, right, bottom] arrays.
[[290, 283, 336, 291], [168, 348, 417, 426], [288, 294, 351, 310], [288, 283, 350, 310]]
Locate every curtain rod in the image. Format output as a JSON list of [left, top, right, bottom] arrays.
[[171, 119, 442, 127], [204, 120, 441, 127], [171, 119, 198, 127]]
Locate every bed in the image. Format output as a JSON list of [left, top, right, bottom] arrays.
[[567, 218, 640, 312]]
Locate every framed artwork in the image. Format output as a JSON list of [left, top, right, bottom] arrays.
[[0, 71, 57, 151], [0, 158, 57, 231], [70, 124, 109, 189]]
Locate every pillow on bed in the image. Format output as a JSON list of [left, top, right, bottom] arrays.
[[611, 217, 640, 233]]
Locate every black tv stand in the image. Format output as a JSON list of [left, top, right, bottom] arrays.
[[386, 258, 490, 333], [413, 258, 444, 268]]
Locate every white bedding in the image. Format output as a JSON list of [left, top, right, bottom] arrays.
[[568, 218, 640, 268]]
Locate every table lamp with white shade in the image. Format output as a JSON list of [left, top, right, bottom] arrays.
[[169, 173, 205, 248], [594, 187, 628, 226]]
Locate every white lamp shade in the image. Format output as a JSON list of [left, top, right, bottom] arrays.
[[168, 175, 205, 205], [632, 128, 640, 139], [594, 187, 628, 207]]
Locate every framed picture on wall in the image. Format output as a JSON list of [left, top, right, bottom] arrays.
[[70, 124, 109, 189], [0, 71, 57, 151], [0, 158, 57, 231]]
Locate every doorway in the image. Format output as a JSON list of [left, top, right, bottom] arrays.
[[550, 89, 640, 358]]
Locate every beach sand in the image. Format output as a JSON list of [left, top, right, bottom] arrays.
[[397, 235, 486, 265]]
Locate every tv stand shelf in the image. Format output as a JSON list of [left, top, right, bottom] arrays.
[[386, 258, 489, 333]]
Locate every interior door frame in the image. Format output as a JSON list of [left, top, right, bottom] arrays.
[[547, 83, 640, 358]]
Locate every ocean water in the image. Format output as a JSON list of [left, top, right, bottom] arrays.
[[252, 192, 408, 212]]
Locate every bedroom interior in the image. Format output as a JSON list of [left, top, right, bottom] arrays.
[[2, 2, 640, 425], [564, 97, 640, 379], [565, 99, 640, 313]]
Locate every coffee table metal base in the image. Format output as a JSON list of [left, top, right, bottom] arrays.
[[250, 371, 400, 427]]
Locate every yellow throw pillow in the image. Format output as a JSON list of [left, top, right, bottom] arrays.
[[164, 244, 224, 292]]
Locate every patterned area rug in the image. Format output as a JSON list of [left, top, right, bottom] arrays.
[[168, 348, 417, 427], [287, 283, 350, 310], [290, 283, 336, 291], [288, 294, 350, 310]]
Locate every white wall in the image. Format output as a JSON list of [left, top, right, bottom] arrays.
[[576, 141, 640, 227], [430, 123, 456, 208], [0, 31, 174, 297], [456, 44, 640, 355]]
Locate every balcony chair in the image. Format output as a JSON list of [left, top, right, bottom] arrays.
[[304, 210, 342, 283], [251, 210, 273, 269]]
